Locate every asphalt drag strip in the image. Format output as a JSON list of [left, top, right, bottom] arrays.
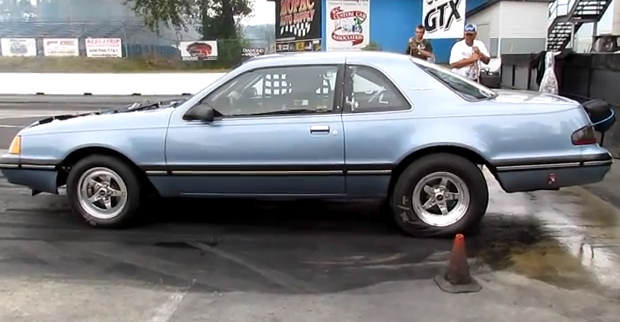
[[0, 167, 620, 322], [0, 97, 620, 321]]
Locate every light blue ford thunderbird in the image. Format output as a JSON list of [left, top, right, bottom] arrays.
[[0, 51, 613, 237]]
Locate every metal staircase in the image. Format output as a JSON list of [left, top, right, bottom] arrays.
[[547, 0, 613, 51]]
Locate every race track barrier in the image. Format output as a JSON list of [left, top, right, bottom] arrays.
[[0, 73, 227, 96]]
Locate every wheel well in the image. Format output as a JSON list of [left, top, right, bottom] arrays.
[[387, 146, 495, 196], [57, 147, 158, 195]]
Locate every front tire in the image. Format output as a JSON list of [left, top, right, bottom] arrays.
[[66, 155, 142, 228], [390, 153, 489, 237]]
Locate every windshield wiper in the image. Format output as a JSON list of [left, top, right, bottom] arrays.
[[252, 108, 319, 116]]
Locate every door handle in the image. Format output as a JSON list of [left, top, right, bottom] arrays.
[[310, 125, 330, 134]]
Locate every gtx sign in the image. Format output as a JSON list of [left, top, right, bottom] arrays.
[[422, 0, 465, 39]]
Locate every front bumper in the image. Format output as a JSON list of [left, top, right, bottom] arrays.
[[0, 154, 59, 194]]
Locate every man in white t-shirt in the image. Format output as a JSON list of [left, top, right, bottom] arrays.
[[449, 23, 491, 82]]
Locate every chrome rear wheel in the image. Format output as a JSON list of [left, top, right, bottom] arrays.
[[390, 153, 488, 237], [412, 172, 470, 227]]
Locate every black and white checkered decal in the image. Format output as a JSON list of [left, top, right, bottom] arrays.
[[280, 22, 312, 38]]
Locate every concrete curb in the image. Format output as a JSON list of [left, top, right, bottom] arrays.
[[0, 72, 226, 96]]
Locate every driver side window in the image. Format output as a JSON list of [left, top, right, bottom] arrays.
[[344, 65, 411, 113], [201, 65, 339, 117]]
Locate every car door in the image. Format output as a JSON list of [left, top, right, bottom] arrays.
[[341, 63, 413, 197], [164, 64, 346, 196]]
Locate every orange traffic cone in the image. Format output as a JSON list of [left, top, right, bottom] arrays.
[[434, 234, 482, 293]]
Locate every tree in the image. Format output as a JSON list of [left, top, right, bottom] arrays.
[[0, 0, 36, 21], [125, 0, 252, 39], [125, 0, 253, 68]]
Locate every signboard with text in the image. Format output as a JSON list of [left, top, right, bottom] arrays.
[[275, 0, 321, 52], [0, 38, 36, 57], [85, 38, 123, 57], [422, 0, 465, 39], [43, 38, 79, 57], [241, 47, 266, 57], [325, 0, 370, 51]]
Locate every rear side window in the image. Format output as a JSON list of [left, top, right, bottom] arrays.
[[344, 65, 411, 113], [413, 59, 497, 101]]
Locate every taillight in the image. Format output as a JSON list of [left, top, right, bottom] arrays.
[[571, 125, 598, 145]]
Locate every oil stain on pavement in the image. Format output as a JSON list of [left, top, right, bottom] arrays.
[[470, 170, 620, 297]]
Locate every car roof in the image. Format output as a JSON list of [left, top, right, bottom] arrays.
[[243, 50, 414, 67]]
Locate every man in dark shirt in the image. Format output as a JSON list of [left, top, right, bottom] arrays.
[[405, 25, 434, 61]]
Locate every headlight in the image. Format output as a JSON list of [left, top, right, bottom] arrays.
[[7, 135, 21, 155]]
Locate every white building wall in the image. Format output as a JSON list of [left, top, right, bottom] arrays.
[[468, 0, 548, 56], [498, 1, 549, 39], [467, 2, 500, 55], [467, 2, 501, 38]]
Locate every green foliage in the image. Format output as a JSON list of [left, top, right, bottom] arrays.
[[125, 0, 252, 36], [362, 41, 382, 51], [124, 0, 254, 68], [124, 0, 196, 32]]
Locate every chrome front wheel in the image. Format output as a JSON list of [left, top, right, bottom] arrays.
[[412, 172, 470, 227], [66, 155, 142, 228], [78, 167, 128, 220]]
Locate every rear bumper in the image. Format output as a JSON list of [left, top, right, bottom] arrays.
[[492, 152, 612, 193], [0, 154, 59, 194]]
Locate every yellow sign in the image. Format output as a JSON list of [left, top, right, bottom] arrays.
[[296, 41, 305, 51]]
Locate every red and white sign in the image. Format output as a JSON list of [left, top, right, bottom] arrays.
[[326, 0, 370, 51], [43, 38, 79, 57], [85, 38, 122, 58]]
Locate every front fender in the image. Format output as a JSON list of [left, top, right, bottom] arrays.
[[20, 128, 167, 168]]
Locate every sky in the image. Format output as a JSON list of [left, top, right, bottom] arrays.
[[24, 0, 276, 26], [244, 0, 276, 25]]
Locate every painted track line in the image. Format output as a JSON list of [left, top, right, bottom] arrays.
[[188, 241, 319, 293], [147, 279, 196, 322]]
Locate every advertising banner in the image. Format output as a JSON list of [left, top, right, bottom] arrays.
[[275, 0, 321, 52], [241, 47, 266, 57], [178, 41, 218, 61], [43, 38, 79, 57], [422, 0, 465, 39], [86, 38, 123, 57], [0, 38, 36, 57], [325, 0, 370, 51]]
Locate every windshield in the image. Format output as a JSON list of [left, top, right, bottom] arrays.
[[411, 58, 497, 100]]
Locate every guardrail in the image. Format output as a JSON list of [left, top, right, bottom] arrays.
[[0, 73, 227, 96], [548, 0, 574, 26]]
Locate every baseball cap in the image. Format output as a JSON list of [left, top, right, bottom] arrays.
[[464, 23, 477, 33]]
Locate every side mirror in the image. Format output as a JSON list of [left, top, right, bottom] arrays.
[[183, 105, 215, 122]]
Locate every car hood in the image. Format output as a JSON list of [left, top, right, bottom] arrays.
[[21, 99, 184, 134], [490, 89, 578, 105]]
